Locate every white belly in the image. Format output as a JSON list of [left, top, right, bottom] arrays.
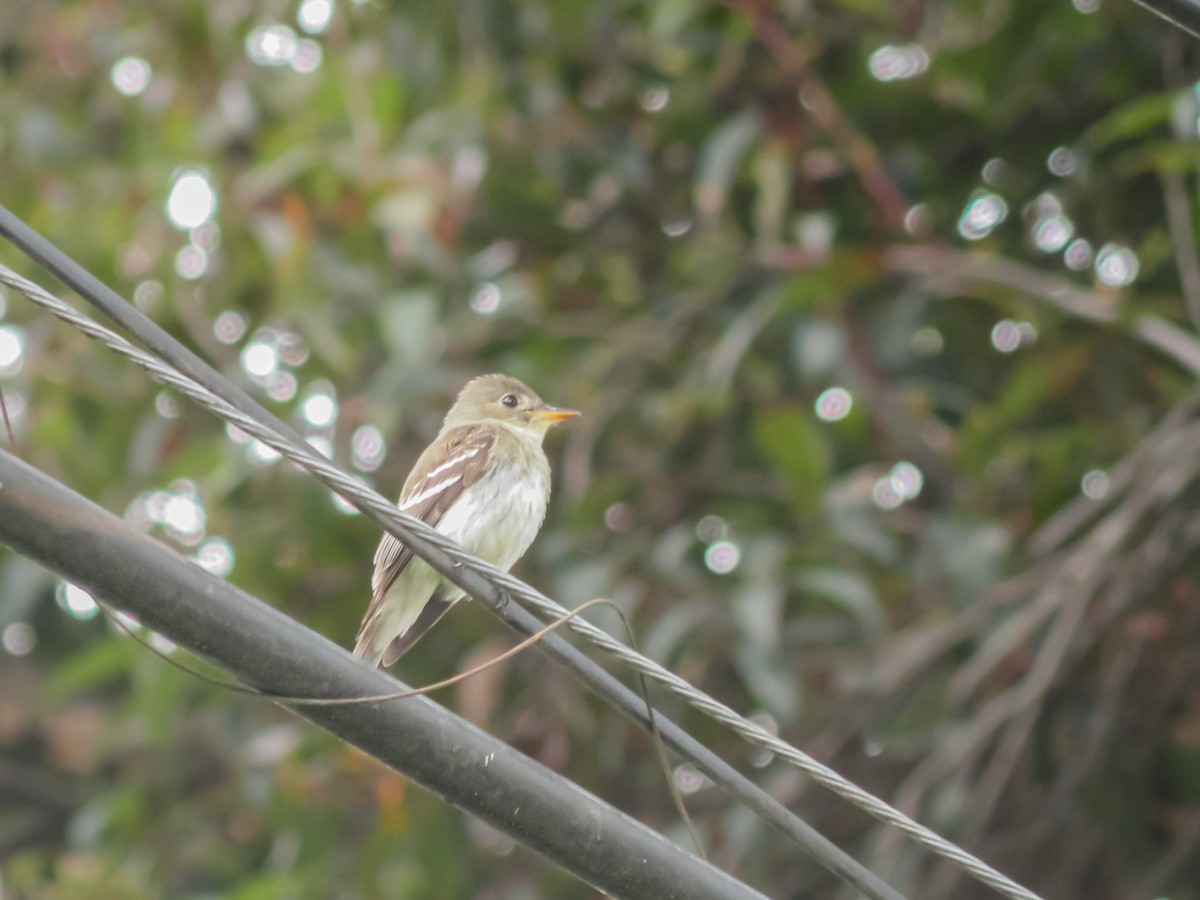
[[435, 459, 550, 587]]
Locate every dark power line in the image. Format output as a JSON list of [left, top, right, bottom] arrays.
[[0, 447, 767, 900], [0, 205, 904, 899]]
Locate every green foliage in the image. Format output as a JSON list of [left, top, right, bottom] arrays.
[[753, 405, 830, 511], [3, 1, 1200, 898]]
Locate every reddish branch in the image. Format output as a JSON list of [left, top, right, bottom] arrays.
[[722, 0, 910, 230]]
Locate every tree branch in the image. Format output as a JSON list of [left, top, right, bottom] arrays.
[[887, 244, 1200, 376]]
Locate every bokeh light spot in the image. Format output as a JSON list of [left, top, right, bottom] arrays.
[[242, 340, 279, 378], [815, 387, 853, 422], [166, 171, 217, 229], [748, 712, 779, 767], [903, 204, 929, 236], [1047, 147, 1078, 177], [163, 494, 206, 546], [868, 44, 930, 82], [2, 622, 35, 656], [246, 24, 298, 66], [663, 217, 693, 238], [1033, 215, 1074, 253], [214, 311, 247, 345], [673, 764, 708, 794], [639, 86, 670, 112], [306, 435, 333, 459], [1082, 469, 1110, 500], [150, 633, 177, 654], [297, 0, 334, 33], [190, 221, 221, 252], [291, 39, 324, 73], [352, 425, 387, 472], [134, 280, 164, 310], [226, 423, 253, 444], [278, 332, 309, 367], [57, 582, 99, 620], [911, 327, 944, 356], [991, 320, 1021, 353], [471, 282, 501, 315], [111, 56, 152, 96], [155, 391, 181, 419], [302, 390, 337, 427], [267, 371, 298, 402], [604, 502, 633, 532], [1095, 243, 1139, 287], [1064, 238, 1093, 271], [696, 515, 727, 543], [248, 440, 282, 465], [958, 192, 1007, 240], [981, 158, 1005, 185], [174, 244, 209, 280], [0, 326, 26, 374], [872, 478, 903, 510], [704, 540, 741, 574], [889, 461, 924, 500]]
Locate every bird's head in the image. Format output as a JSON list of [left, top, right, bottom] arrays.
[[445, 373, 580, 436]]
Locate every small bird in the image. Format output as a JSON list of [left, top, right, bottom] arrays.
[[354, 373, 579, 667]]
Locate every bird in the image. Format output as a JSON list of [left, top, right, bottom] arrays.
[[354, 373, 579, 667]]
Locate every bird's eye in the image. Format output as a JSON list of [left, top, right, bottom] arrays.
[[501, 394, 519, 408]]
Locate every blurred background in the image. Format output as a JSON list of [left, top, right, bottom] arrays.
[[2, 0, 1200, 897]]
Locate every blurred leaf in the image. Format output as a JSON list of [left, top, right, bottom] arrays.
[[752, 407, 830, 511], [227, 872, 307, 900], [3, 0, 1197, 895], [731, 539, 786, 649], [43, 637, 133, 702], [380, 290, 444, 365], [927, 518, 1012, 605], [0, 555, 52, 626], [753, 141, 792, 245], [795, 567, 886, 638], [1078, 91, 1174, 157], [695, 110, 762, 220], [733, 643, 799, 719], [642, 600, 713, 666]]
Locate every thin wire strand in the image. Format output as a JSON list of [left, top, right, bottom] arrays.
[[100, 594, 705, 858], [99, 595, 610, 704], [0, 262, 1042, 900], [0, 384, 15, 451], [0, 265, 904, 900]]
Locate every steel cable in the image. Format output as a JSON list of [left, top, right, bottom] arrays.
[[0, 262, 1043, 900]]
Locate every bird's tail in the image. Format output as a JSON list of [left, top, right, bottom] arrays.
[[352, 627, 387, 668], [379, 593, 453, 666], [353, 589, 454, 668]]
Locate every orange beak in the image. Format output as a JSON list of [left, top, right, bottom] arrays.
[[533, 405, 581, 423]]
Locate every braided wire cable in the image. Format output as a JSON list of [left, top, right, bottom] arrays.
[[0, 262, 1043, 900], [1127, 0, 1200, 40]]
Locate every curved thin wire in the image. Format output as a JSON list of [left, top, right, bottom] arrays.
[[103, 593, 706, 858], [1128, 0, 1200, 40], [0, 262, 1043, 900]]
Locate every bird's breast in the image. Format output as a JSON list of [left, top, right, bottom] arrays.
[[435, 454, 550, 571]]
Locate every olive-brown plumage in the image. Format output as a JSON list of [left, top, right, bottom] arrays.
[[354, 374, 578, 666]]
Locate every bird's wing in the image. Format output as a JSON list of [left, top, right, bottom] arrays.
[[356, 425, 496, 646]]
